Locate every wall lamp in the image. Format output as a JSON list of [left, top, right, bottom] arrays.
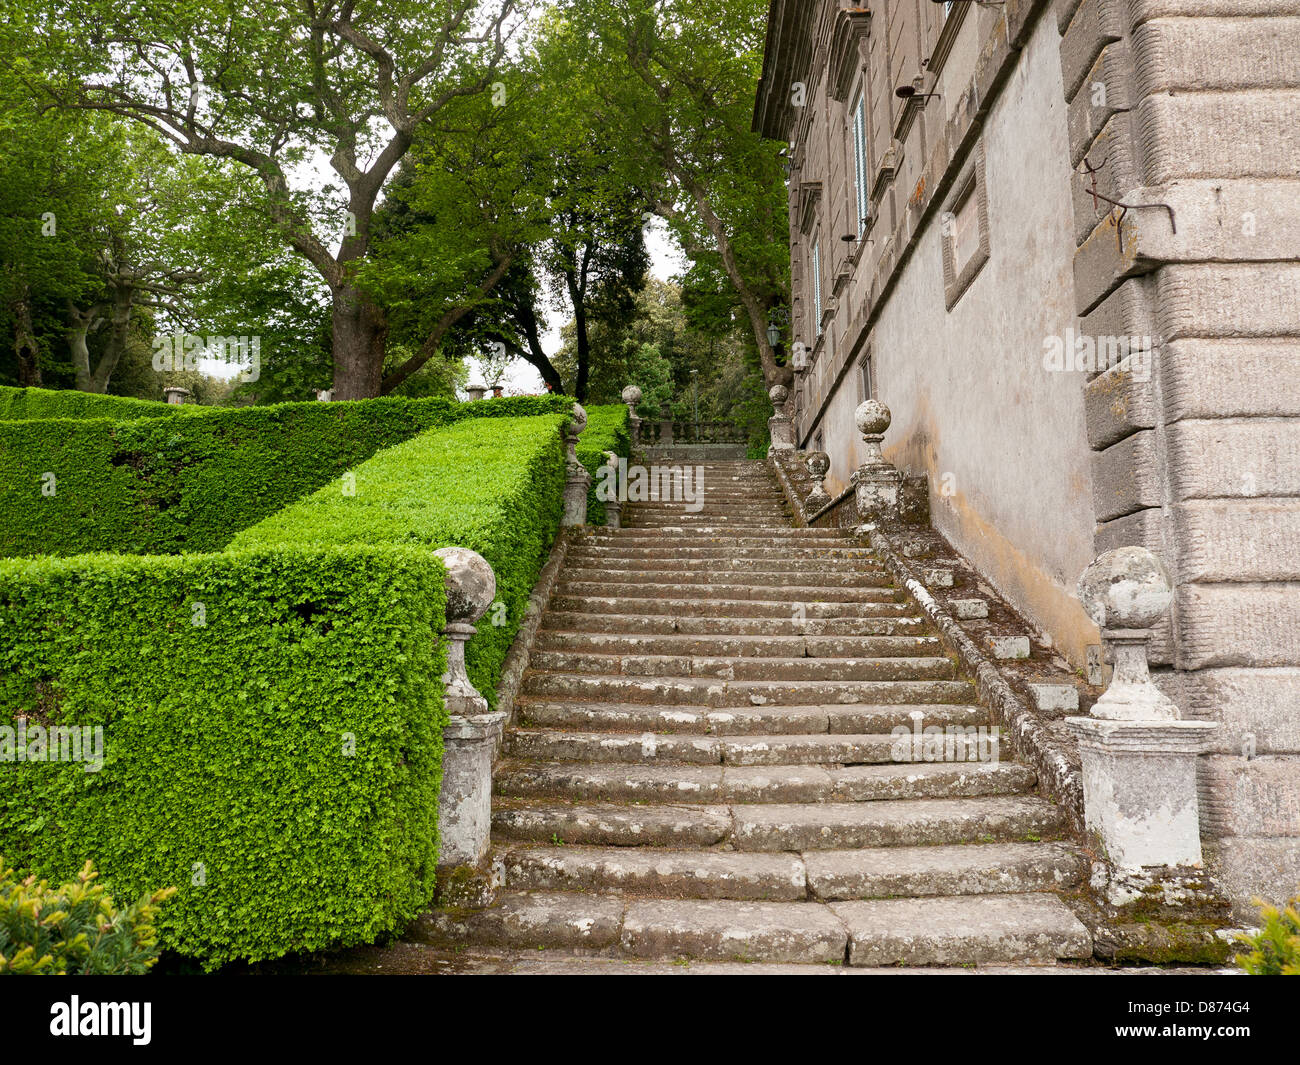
[[895, 85, 941, 101]]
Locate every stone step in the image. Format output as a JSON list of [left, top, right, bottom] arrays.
[[832, 894, 1092, 966], [502, 846, 809, 900], [492, 795, 1062, 850], [531, 631, 941, 659], [494, 760, 1035, 804], [527, 652, 955, 683], [555, 581, 901, 603], [499, 840, 1084, 901], [413, 891, 1091, 965], [514, 699, 985, 735], [805, 842, 1086, 900], [564, 555, 887, 573], [586, 527, 851, 540], [504, 729, 982, 767], [546, 596, 914, 619], [539, 612, 928, 636], [519, 672, 976, 706], [566, 546, 879, 562], [730, 796, 1067, 851], [558, 568, 892, 588]]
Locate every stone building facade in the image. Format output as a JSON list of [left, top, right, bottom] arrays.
[[754, 0, 1300, 916]]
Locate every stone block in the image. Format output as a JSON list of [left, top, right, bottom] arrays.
[[1201, 755, 1300, 838], [1173, 500, 1300, 583], [923, 567, 955, 589], [1166, 418, 1300, 501], [1091, 430, 1161, 523], [1182, 667, 1300, 755], [1068, 46, 1134, 170], [1175, 584, 1300, 670], [1135, 93, 1300, 183], [1028, 681, 1081, 715], [1132, 17, 1300, 96], [987, 635, 1031, 660], [1060, 0, 1125, 103], [951, 599, 989, 620], [1162, 339, 1300, 422], [1210, 837, 1300, 924], [1083, 352, 1157, 450], [1155, 263, 1300, 341]]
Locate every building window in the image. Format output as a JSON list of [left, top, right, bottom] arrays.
[[811, 237, 823, 335], [941, 142, 991, 310], [813, 429, 824, 454], [858, 349, 874, 401], [852, 95, 869, 235]]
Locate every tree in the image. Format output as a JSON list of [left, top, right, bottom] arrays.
[[6, 0, 522, 398], [556, 0, 792, 390]]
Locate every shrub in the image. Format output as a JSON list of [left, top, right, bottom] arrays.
[[1235, 893, 1300, 974], [230, 415, 568, 704], [0, 546, 447, 966], [0, 393, 575, 558], [0, 385, 182, 422], [0, 857, 176, 974]]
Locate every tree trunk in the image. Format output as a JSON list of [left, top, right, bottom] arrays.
[[12, 286, 42, 387], [331, 285, 388, 399]]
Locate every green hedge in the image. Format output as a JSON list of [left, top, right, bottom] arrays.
[[0, 385, 184, 422], [0, 546, 447, 967], [577, 404, 632, 525], [230, 415, 568, 705], [0, 394, 576, 558]]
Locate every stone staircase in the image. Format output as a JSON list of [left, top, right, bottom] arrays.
[[418, 460, 1093, 967]]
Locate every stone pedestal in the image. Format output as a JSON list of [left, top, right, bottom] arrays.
[[767, 385, 794, 453], [561, 403, 591, 527], [163, 387, 191, 405], [1065, 547, 1218, 876], [851, 399, 901, 530], [437, 710, 507, 869], [465, 382, 487, 402], [658, 405, 674, 445], [1070, 718, 1217, 870]]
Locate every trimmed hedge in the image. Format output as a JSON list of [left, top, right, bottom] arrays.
[[0, 546, 447, 967], [577, 404, 632, 525], [230, 415, 568, 705], [0, 394, 577, 558], [0, 386, 183, 422]]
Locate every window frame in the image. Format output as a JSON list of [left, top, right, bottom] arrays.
[[941, 142, 991, 310]]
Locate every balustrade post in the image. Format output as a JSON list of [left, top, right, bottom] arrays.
[[850, 400, 902, 530], [621, 385, 642, 446], [805, 451, 831, 514], [561, 403, 591, 526], [767, 385, 794, 453]]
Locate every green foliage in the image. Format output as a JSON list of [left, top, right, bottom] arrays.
[[0, 393, 575, 558], [577, 404, 631, 525], [0, 857, 175, 974], [0, 546, 447, 966], [230, 416, 572, 705], [0, 384, 180, 421], [1235, 894, 1300, 974]]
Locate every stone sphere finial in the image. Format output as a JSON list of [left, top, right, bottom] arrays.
[[769, 384, 789, 406], [1077, 547, 1173, 631], [806, 451, 830, 478], [434, 547, 496, 625], [854, 399, 891, 437], [621, 385, 642, 406], [569, 402, 587, 435]]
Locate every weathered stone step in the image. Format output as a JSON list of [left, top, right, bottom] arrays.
[[532, 631, 939, 659], [413, 891, 1091, 965], [555, 581, 900, 603], [515, 699, 984, 735], [731, 796, 1067, 851], [493, 802, 733, 847], [540, 612, 928, 636], [503, 846, 808, 900], [586, 527, 851, 540], [528, 652, 955, 683], [494, 760, 1034, 804], [564, 554, 886, 573], [547, 596, 913, 619], [519, 672, 975, 706], [505, 729, 982, 767], [566, 545, 878, 562], [559, 568, 892, 588], [831, 894, 1092, 966], [805, 842, 1086, 900]]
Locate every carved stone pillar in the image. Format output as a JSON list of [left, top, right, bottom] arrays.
[[432, 546, 506, 879], [621, 384, 642, 446], [1066, 548, 1217, 877], [562, 403, 591, 526], [767, 385, 794, 453], [658, 404, 674, 445], [851, 399, 902, 530], [805, 451, 831, 514]]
